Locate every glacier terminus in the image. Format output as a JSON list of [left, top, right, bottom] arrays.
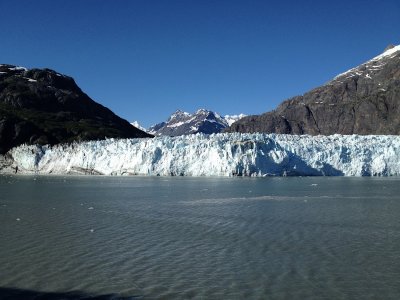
[[1, 133, 399, 177]]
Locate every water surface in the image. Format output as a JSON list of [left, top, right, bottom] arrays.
[[1, 176, 400, 299]]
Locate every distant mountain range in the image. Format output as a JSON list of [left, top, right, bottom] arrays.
[[0, 64, 151, 154], [226, 45, 400, 135], [143, 109, 246, 136]]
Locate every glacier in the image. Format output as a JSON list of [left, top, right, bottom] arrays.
[[1, 133, 399, 176]]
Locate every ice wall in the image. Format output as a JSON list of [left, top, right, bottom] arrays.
[[1, 133, 400, 176]]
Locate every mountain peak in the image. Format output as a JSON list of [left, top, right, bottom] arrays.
[[169, 110, 190, 121], [195, 108, 210, 114], [0, 64, 28, 72], [148, 109, 245, 136]]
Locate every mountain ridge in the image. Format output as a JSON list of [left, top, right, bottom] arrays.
[[226, 45, 400, 135], [0, 64, 152, 154], [148, 109, 246, 136]]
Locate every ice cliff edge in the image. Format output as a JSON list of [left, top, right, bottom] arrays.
[[1, 133, 399, 176]]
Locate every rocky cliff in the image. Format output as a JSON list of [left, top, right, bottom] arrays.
[[0, 64, 152, 154], [226, 45, 400, 135]]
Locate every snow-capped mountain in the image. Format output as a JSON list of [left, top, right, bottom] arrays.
[[228, 44, 400, 135], [130, 121, 147, 132], [2, 133, 399, 176], [148, 109, 246, 136]]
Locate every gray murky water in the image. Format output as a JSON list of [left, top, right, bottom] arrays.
[[1, 175, 400, 299]]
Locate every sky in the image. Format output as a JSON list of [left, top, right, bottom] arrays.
[[1, 0, 399, 128]]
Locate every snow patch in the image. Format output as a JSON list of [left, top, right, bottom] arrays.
[[8, 66, 27, 71], [167, 121, 186, 128], [371, 45, 400, 62], [23, 77, 37, 82]]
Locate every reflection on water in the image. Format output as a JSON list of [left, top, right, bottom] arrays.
[[1, 175, 400, 299]]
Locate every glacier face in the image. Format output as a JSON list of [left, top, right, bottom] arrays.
[[1, 133, 400, 176]]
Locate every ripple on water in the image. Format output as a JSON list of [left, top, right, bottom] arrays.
[[1, 176, 400, 299]]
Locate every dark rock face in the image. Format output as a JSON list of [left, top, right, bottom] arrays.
[[0, 64, 152, 153], [226, 46, 400, 135]]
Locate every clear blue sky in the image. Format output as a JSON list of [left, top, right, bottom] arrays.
[[1, 0, 399, 127]]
